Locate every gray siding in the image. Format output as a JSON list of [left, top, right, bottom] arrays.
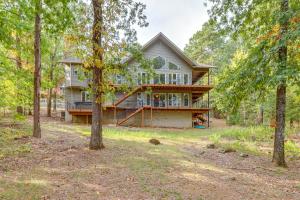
[[128, 40, 193, 85], [64, 64, 89, 88], [123, 110, 192, 128]]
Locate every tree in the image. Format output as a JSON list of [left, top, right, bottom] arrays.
[[88, 0, 148, 149], [90, 0, 104, 149], [33, 0, 42, 138], [208, 0, 300, 166]]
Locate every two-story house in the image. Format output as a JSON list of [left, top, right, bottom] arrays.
[[61, 33, 214, 128]]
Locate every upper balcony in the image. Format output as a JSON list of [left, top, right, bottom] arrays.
[[64, 64, 90, 88]]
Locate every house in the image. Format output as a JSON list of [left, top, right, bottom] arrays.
[[61, 33, 214, 128]]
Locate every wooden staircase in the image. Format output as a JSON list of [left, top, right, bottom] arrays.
[[117, 107, 144, 126], [114, 86, 142, 106]]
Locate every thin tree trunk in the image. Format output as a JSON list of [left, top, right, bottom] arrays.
[[33, 0, 42, 138], [47, 60, 54, 117], [90, 0, 104, 150], [47, 88, 52, 117], [53, 88, 57, 112], [272, 0, 289, 167], [257, 105, 264, 125]]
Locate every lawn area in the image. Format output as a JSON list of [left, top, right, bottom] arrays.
[[0, 115, 32, 159], [0, 117, 300, 200]]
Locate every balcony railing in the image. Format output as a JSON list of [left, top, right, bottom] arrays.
[[192, 100, 209, 109], [67, 102, 92, 111]]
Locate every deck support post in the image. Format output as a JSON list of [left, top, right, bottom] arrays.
[[141, 107, 144, 127], [207, 70, 210, 128], [150, 107, 153, 127], [114, 106, 117, 125], [86, 115, 88, 124]]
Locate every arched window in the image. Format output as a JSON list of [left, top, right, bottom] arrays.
[[153, 56, 166, 69], [168, 62, 179, 70]]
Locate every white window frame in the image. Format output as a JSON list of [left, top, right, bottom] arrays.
[[81, 91, 91, 102]]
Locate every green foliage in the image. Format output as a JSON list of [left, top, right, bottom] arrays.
[[12, 113, 26, 122], [209, 126, 274, 143], [285, 140, 300, 159]]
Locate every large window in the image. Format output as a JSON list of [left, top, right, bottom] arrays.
[[153, 56, 166, 69], [81, 91, 91, 102], [168, 93, 181, 107]]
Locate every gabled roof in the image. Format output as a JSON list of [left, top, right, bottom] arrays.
[[135, 32, 215, 69], [60, 32, 215, 69]]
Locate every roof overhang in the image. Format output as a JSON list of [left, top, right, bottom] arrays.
[[59, 57, 83, 65]]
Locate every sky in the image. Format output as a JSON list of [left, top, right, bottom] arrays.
[[136, 0, 210, 50]]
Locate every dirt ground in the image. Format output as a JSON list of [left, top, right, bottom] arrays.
[[0, 117, 300, 200]]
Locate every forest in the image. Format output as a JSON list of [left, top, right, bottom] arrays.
[[0, 0, 299, 199]]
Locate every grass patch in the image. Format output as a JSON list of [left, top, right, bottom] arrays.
[[208, 126, 300, 157], [0, 178, 46, 200], [285, 140, 300, 159], [0, 117, 32, 159]]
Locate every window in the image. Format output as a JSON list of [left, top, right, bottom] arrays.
[[153, 74, 166, 84], [138, 72, 150, 85], [184, 74, 189, 85], [153, 93, 166, 107], [137, 73, 141, 85], [142, 72, 150, 84], [183, 93, 189, 107], [153, 74, 160, 84], [159, 74, 166, 84], [168, 93, 181, 107], [169, 73, 181, 85], [72, 67, 78, 76], [137, 72, 150, 85], [137, 93, 143, 107], [81, 91, 91, 102], [116, 75, 122, 84], [146, 94, 151, 106], [168, 62, 179, 70], [153, 56, 165, 69]]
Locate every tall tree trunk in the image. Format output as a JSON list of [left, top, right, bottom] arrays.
[[16, 31, 24, 115], [53, 88, 57, 112], [33, 0, 42, 138], [272, 0, 289, 167], [90, 0, 104, 150], [16, 33, 22, 69]]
